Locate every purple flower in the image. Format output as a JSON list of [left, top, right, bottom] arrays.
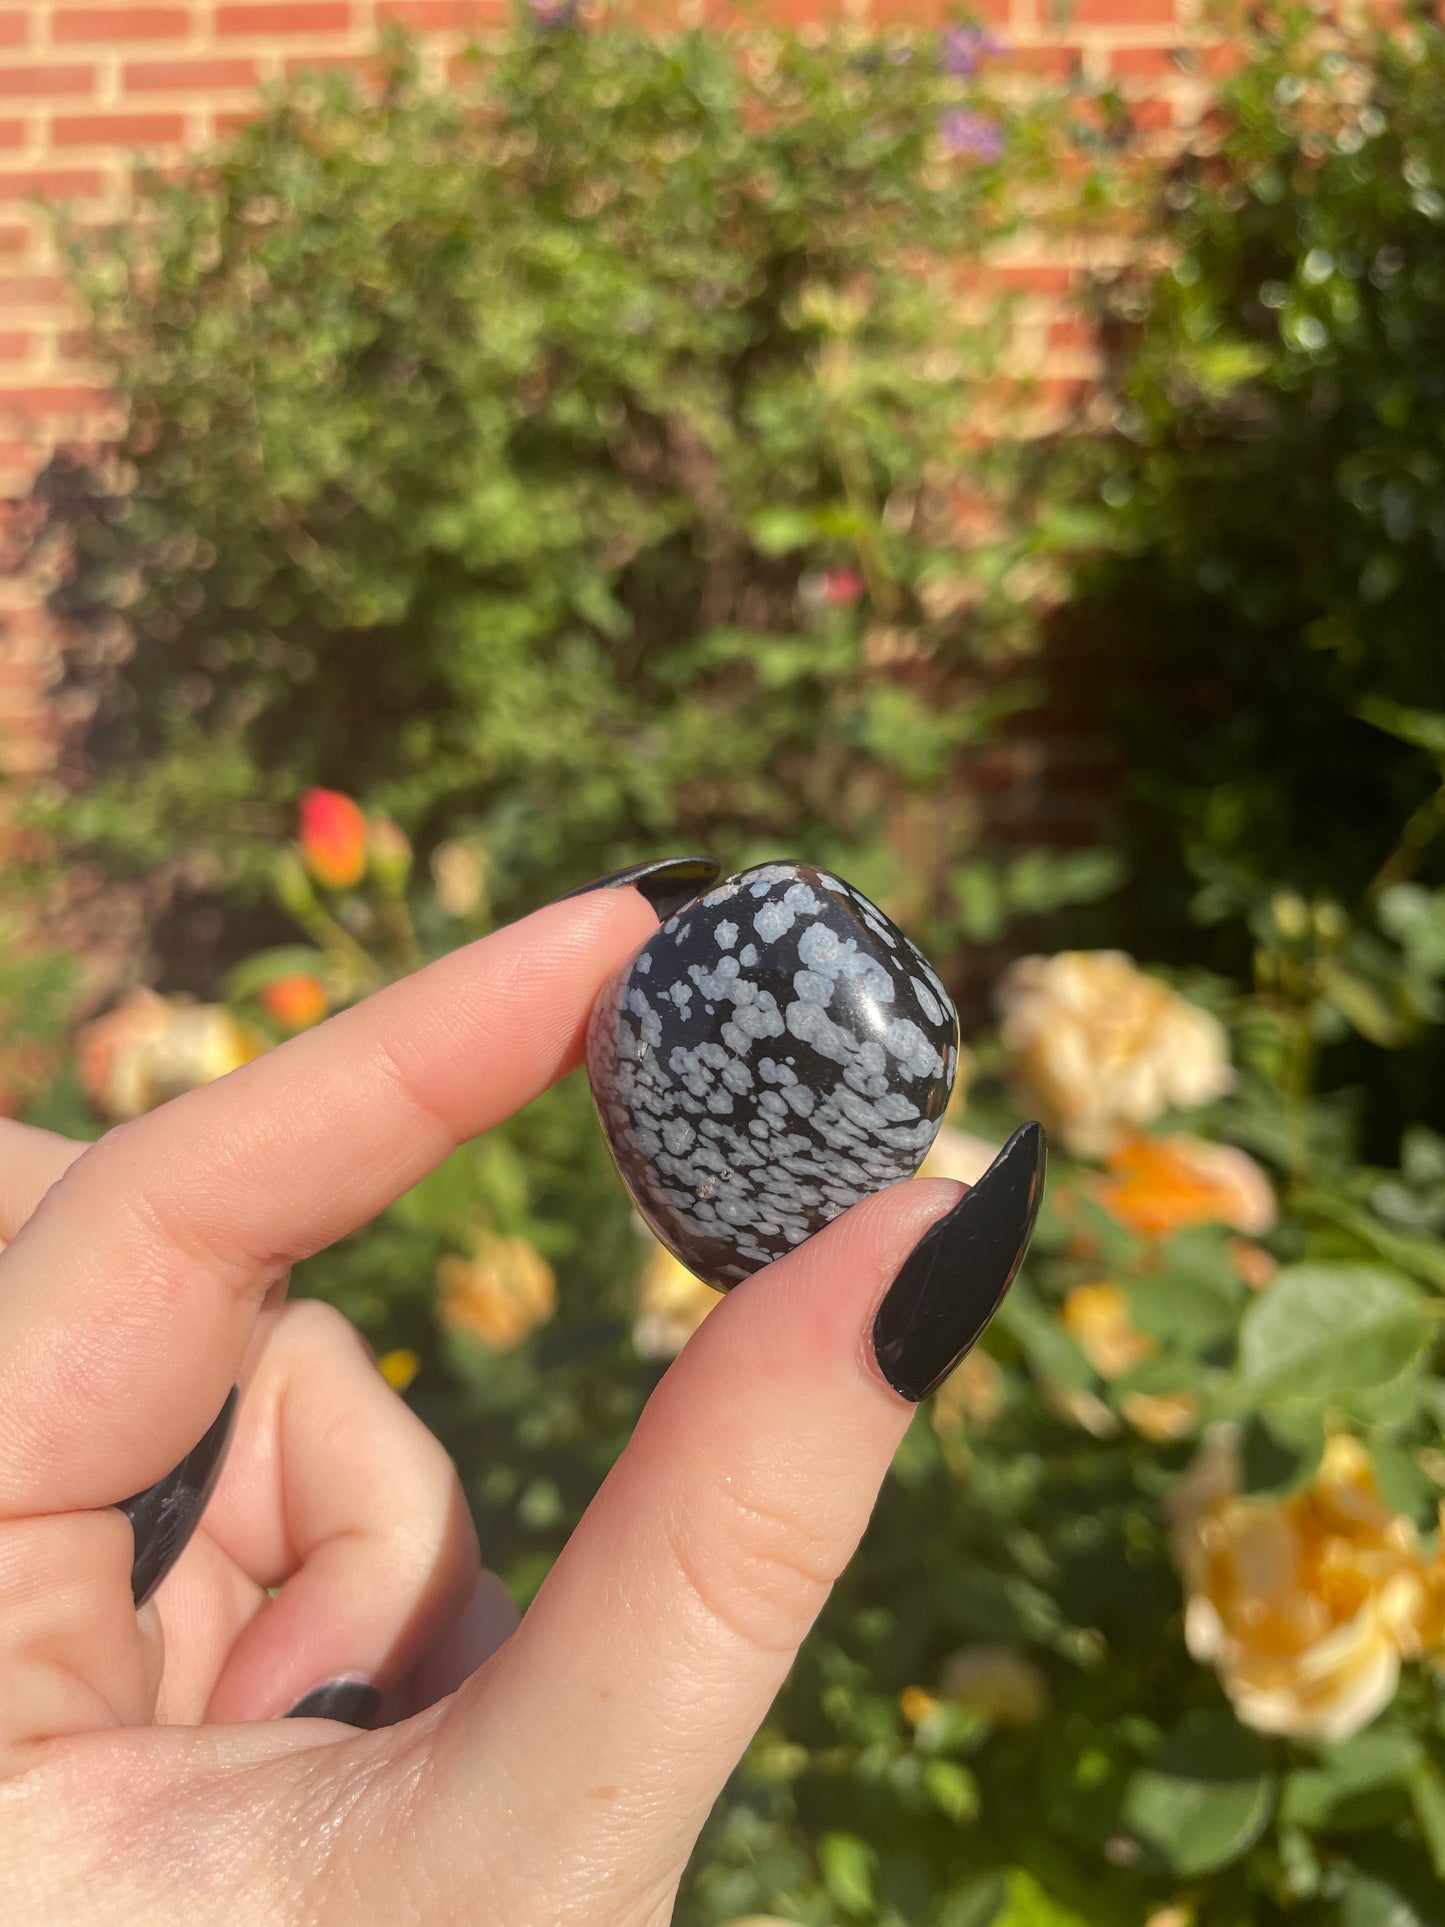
[[939, 108, 1005, 162], [527, 0, 578, 29], [942, 24, 1001, 77]]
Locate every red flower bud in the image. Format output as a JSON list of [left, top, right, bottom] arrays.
[[298, 788, 368, 890]]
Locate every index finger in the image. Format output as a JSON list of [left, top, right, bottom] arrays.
[[0, 884, 663, 1518]]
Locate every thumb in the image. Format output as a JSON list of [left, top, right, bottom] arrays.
[[409, 1127, 1043, 1924]]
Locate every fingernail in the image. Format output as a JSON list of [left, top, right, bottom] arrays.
[[285, 1678, 383, 1727], [872, 1123, 1047, 1403], [119, 1386, 239, 1608], [554, 855, 720, 923]]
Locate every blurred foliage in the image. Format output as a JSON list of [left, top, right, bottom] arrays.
[[18, 7, 1112, 966], [8, 6, 1445, 1927], [1078, 0, 1445, 1156]]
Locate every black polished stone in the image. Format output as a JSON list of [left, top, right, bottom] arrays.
[[586, 861, 960, 1291]]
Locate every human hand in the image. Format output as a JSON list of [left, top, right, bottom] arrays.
[[0, 868, 1042, 1925]]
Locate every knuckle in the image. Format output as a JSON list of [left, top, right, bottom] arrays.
[[661, 1470, 840, 1657]]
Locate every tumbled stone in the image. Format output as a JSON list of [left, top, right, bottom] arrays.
[[586, 860, 960, 1291]]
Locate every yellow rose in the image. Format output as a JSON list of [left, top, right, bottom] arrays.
[[1062, 1282, 1154, 1380], [437, 1232, 556, 1349], [633, 1238, 720, 1359], [938, 1644, 1049, 1727], [78, 989, 267, 1120], [1170, 1430, 1445, 1741], [931, 1347, 1004, 1432], [1096, 1133, 1276, 1240], [997, 952, 1233, 1157], [1122, 1390, 1199, 1442]]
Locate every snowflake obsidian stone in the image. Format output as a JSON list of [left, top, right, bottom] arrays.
[[586, 861, 960, 1290]]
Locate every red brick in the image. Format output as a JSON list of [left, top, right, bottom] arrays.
[[216, 2, 351, 30], [52, 7, 189, 41], [52, 110, 186, 146], [1005, 45, 1081, 78], [1048, 316, 1097, 352], [1068, 0, 1177, 21], [1110, 46, 1184, 76], [0, 166, 106, 199], [0, 220, 32, 256], [0, 63, 97, 99], [994, 262, 1075, 295], [211, 106, 257, 136], [0, 272, 67, 302], [377, 0, 493, 24], [123, 57, 258, 92], [0, 11, 28, 46], [0, 330, 28, 358], [0, 382, 108, 415], [1130, 97, 1175, 131], [0, 117, 23, 148]]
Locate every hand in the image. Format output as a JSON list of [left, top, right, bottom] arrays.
[[0, 879, 1041, 1925]]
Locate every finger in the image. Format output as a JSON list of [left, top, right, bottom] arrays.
[[198, 1298, 480, 1724], [0, 885, 658, 1521], [411, 1134, 1043, 1919], [0, 1120, 83, 1244]]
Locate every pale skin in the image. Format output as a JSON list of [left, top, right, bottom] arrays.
[[0, 887, 967, 1925]]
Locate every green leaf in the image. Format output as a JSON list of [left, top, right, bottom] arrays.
[[1281, 1729, 1421, 1830], [222, 944, 329, 1001], [1407, 1756, 1445, 1879], [923, 1758, 981, 1824], [819, 1833, 876, 1917], [1234, 1264, 1430, 1404], [1237, 1409, 1325, 1498], [1121, 1709, 1276, 1877]]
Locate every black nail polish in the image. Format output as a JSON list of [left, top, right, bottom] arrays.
[[872, 1123, 1046, 1403], [119, 1386, 239, 1608], [555, 856, 720, 923], [285, 1679, 383, 1727]]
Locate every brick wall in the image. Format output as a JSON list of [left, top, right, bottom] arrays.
[[0, 0, 1201, 787]]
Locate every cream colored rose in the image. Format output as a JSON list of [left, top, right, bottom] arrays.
[[78, 988, 267, 1121], [437, 1232, 556, 1350], [633, 1239, 720, 1359], [997, 952, 1233, 1157], [918, 1124, 998, 1187], [1170, 1430, 1445, 1741]]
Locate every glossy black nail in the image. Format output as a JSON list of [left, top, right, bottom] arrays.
[[556, 856, 720, 923], [285, 1679, 383, 1727], [872, 1123, 1047, 1402], [119, 1386, 239, 1608]]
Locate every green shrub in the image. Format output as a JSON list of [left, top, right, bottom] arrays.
[[26, 12, 1104, 960], [1076, 0, 1445, 1153]]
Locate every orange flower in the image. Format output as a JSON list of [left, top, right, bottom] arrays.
[[259, 972, 328, 1032], [298, 788, 368, 891], [437, 1232, 556, 1349], [931, 1347, 1004, 1432], [1096, 1134, 1277, 1240]]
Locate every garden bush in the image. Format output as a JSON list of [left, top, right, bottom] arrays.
[[1077, 0, 1445, 1159], [9, 8, 1445, 1927]]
